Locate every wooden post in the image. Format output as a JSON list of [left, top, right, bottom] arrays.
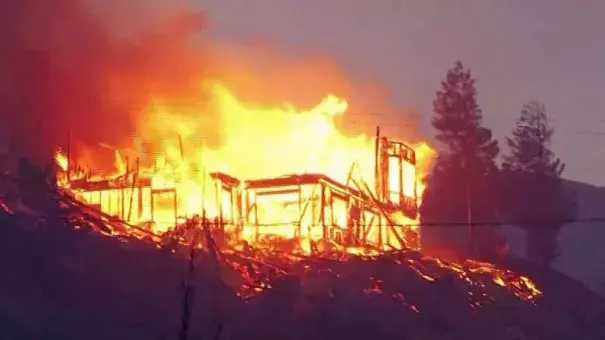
[[201, 166, 206, 216], [363, 215, 376, 244], [297, 184, 303, 238], [244, 188, 250, 225], [150, 192, 155, 222], [174, 190, 178, 228], [413, 151, 418, 210], [320, 183, 327, 243], [127, 158, 139, 222], [330, 196, 335, 232], [398, 149, 403, 205], [230, 190, 234, 227], [137, 158, 142, 218], [215, 180, 221, 221], [374, 126, 380, 200], [378, 215, 383, 247], [120, 187, 125, 220], [254, 189, 259, 243], [178, 135, 184, 161]]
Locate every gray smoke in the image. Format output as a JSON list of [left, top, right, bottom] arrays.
[[0, 0, 205, 164]]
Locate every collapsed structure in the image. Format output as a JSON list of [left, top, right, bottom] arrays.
[[62, 127, 421, 251]]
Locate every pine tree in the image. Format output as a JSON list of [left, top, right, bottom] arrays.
[[501, 100, 576, 265], [421, 61, 500, 256], [503, 101, 564, 175]]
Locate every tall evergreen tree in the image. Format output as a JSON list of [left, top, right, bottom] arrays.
[[501, 100, 576, 265], [421, 61, 500, 256]]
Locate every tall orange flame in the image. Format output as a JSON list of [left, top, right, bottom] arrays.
[[56, 82, 435, 241]]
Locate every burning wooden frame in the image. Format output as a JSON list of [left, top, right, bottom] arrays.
[[69, 175, 178, 230], [210, 169, 417, 250], [59, 127, 420, 250], [375, 127, 418, 219]]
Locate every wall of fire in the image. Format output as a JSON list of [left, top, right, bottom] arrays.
[[67, 134, 419, 248]]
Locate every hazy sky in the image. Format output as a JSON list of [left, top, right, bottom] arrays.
[[196, 0, 605, 186]]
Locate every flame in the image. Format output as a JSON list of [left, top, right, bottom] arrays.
[[54, 150, 68, 172], [55, 82, 433, 245], [45, 80, 544, 305]]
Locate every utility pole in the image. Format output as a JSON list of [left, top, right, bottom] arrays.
[[466, 129, 475, 257], [466, 181, 473, 256]]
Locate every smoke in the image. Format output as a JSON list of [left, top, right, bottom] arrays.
[[202, 41, 424, 141], [0, 0, 426, 167], [0, 0, 206, 164]]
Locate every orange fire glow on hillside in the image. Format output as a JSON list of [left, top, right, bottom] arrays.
[[41, 65, 544, 304], [0, 0, 545, 308], [54, 81, 435, 253]]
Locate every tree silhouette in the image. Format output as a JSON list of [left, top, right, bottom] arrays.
[[501, 100, 576, 265], [503, 101, 563, 175], [421, 61, 500, 256]]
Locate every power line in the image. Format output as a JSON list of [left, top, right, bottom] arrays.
[[345, 110, 605, 125], [344, 111, 605, 136], [229, 217, 605, 228]]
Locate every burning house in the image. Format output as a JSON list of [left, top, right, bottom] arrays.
[[1, 84, 549, 324], [208, 127, 421, 251], [50, 85, 437, 253], [58, 125, 422, 252]]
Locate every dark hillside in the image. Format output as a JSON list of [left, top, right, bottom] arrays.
[[1, 206, 605, 340]]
